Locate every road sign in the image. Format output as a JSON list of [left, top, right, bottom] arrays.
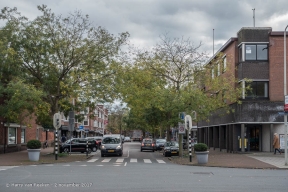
[[79, 125, 84, 130], [178, 123, 185, 134], [53, 113, 61, 129]]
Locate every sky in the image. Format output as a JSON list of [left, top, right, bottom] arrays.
[[1, 0, 288, 58]]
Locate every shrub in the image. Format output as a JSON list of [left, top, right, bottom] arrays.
[[27, 139, 41, 149], [194, 143, 208, 151]]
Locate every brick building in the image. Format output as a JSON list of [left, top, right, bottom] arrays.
[[197, 27, 287, 153], [60, 104, 108, 139]]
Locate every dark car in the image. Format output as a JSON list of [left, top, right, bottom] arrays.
[[86, 136, 103, 151], [163, 141, 179, 157], [60, 138, 95, 154], [141, 138, 155, 152], [155, 139, 166, 151], [101, 135, 123, 157]]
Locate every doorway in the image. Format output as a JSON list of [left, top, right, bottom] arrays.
[[249, 126, 260, 151]]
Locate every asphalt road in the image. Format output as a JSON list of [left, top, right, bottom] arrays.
[[0, 142, 287, 192]]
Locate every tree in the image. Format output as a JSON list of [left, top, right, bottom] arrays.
[[0, 78, 49, 127], [0, 5, 129, 127], [118, 34, 241, 154]]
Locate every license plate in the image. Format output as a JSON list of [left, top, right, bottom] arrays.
[[171, 151, 177, 153], [108, 150, 114, 152], [146, 144, 150, 146]]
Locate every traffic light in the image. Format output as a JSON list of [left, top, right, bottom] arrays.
[[56, 118, 60, 127]]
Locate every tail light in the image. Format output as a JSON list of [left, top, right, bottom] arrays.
[[152, 143, 155, 146], [141, 143, 144, 146]]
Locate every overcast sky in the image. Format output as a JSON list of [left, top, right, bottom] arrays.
[[1, 0, 288, 58]]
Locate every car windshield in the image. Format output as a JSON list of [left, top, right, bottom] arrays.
[[102, 137, 120, 144], [156, 139, 166, 143], [170, 142, 179, 147]]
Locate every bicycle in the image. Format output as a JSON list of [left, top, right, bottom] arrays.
[[43, 141, 48, 149]]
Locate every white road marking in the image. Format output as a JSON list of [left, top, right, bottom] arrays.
[[144, 159, 152, 163], [87, 159, 98, 162], [116, 159, 124, 163], [102, 158, 111, 163], [130, 158, 137, 163], [156, 159, 166, 163]]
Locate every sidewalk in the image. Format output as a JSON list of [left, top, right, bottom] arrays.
[[0, 147, 93, 166], [0, 147, 287, 169], [169, 149, 288, 169]]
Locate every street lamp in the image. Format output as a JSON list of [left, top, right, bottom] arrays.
[[284, 25, 288, 166]]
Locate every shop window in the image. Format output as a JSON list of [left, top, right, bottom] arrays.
[[8, 127, 17, 145]]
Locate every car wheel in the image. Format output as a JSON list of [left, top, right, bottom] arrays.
[[141, 148, 143, 152], [92, 147, 97, 152], [164, 152, 167, 157], [87, 148, 92, 154], [63, 148, 69, 153], [152, 150, 154, 152], [101, 153, 104, 157]]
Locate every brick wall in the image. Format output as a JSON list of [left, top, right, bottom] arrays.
[[269, 35, 287, 101]]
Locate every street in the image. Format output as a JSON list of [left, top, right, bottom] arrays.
[[0, 142, 287, 192]]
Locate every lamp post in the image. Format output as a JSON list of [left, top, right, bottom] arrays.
[[284, 25, 288, 166]]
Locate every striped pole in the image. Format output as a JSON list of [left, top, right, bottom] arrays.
[[55, 131, 58, 160], [86, 140, 88, 157], [189, 129, 192, 162]]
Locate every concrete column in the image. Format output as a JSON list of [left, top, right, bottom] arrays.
[[270, 124, 273, 152], [241, 124, 245, 152]]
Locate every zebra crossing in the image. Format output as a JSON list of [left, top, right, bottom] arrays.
[[86, 158, 167, 164]]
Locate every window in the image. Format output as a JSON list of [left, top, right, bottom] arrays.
[[243, 44, 268, 61], [239, 45, 243, 62], [83, 115, 89, 126], [245, 81, 269, 99], [8, 128, 17, 145], [21, 129, 25, 143], [222, 56, 227, 73], [211, 68, 214, 79]]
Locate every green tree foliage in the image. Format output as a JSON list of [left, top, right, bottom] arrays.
[[117, 34, 242, 151], [0, 78, 49, 127], [0, 5, 129, 126]]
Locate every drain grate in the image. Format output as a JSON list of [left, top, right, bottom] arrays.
[[192, 172, 214, 175]]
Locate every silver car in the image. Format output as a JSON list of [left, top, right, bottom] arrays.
[[101, 135, 123, 157]]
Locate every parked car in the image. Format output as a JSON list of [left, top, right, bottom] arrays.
[[86, 136, 103, 151], [140, 138, 155, 152], [163, 141, 179, 157], [60, 138, 95, 154], [101, 135, 123, 157], [155, 139, 166, 151], [124, 137, 131, 142]]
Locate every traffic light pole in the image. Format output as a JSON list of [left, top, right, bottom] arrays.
[[55, 130, 58, 160]]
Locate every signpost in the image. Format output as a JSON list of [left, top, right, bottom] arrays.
[[53, 112, 61, 160]]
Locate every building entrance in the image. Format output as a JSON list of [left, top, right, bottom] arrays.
[[249, 126, 260, 151]]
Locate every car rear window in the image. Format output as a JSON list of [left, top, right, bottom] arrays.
[[156, 139, 166, 143], [143, 139, 152, 143]]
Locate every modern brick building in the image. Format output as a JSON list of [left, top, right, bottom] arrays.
[[197, 27, 287, 153]]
